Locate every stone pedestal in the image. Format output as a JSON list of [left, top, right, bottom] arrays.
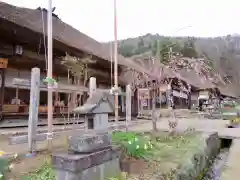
[[68, 133, 112, 153], [52, 134, 121, 180]]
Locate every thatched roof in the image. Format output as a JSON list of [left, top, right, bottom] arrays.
[[218, 85, 240, 98], [124, 52, 215, 89], [176, 69, 215, 89], [0, 2, 146, 71]]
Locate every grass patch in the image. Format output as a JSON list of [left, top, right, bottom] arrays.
[[0, 158, 9, 180], [113, 131, 205, 178], [20, 157, 55, 180], [20, 164, 55, 180], [8, 131, 205, 180]]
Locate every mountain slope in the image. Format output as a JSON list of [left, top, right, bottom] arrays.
[[111, 33, 240, 86]]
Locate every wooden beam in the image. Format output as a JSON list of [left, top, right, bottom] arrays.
[[12, 78, 88, 93], [0, 69, 5, 120]]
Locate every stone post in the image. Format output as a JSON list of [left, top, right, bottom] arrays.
[[89, 77, 96, 98], [28, 68, 40, 152], [126, 85, 131, 129], [52, 134, 121, 180]]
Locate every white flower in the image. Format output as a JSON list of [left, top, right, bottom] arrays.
[[150, 144, 153, 149], [128, 141, 132, 144], [136, 145, 140, 149], [14, 153, 18, 159], [134, 137, 138, 141], [144, 144, 148, 150], [9, 164, 14, 170], [0, 173, 3, 179]]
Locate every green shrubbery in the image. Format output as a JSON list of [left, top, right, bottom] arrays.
[[112, 132, 154, 159], [0, 158, 9, 180]]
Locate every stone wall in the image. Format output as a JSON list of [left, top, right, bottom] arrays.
[[172, 132, 220, 179]]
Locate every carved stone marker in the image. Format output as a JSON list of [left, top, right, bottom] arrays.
[[68, 133, 112, 153], [52, 134, 121, 180]]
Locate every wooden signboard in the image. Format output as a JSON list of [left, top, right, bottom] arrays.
[[0, 58, 8, 69], [199, 91, 209, 96], [138, 88, 149, 99]]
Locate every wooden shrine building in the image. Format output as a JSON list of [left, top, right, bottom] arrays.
[[0, 2, 140, 124]]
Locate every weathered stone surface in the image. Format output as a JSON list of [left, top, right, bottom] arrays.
[[68, 133, 112, 153], [54, 158, 120, 180], [93, 114, 109, 130], [52, 146, 121, 173], [176, 132, 220, 180]]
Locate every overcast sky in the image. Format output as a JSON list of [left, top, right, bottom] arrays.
[[1, 0, 240, 42]]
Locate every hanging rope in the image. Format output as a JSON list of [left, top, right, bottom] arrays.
[[110, 41, 113, 88], [41, 9, 48, 71]]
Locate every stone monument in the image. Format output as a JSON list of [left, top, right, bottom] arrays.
[[52, 133, 121, 180], [73, 91, 114, 131]]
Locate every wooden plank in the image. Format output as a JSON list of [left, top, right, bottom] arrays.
[[0, 58, 8, 69], [8, 117, 126, 145], [12, 78, 88, 92]]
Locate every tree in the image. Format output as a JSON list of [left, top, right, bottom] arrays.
[[62, 53, 96, 106], [152, 39, 182, 64], [118, 44, 135, 57], [182, 37, 198, 58], [138, 38, 144, 48]]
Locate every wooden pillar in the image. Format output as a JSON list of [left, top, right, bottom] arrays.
[[187, 84, 191, 110], [147, 89, 150, 111], [137, 89, 140, 116], [0, 69, 5, 120], [16, 71, 20, 100], [89, 77, 96, 98], [126, 84, 131, 126]]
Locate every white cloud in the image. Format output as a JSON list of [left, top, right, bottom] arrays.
[[1, 0, 240, 42]]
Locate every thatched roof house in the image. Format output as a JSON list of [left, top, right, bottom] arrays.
[[123, 52, 215, 90], [0, 2, 149, 73]]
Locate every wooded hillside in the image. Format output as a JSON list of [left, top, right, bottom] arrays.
[[109, 33, 240, 86]]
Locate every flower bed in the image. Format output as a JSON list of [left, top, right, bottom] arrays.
[[112, 131, 219, 179]]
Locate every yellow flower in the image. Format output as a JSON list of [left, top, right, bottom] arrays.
[[0, 151, 5, 156]]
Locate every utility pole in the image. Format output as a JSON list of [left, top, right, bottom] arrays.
[[47, 0, 53, 149], [114, 0, 119, 126]]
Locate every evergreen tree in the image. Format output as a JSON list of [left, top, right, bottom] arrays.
[[152, 39, 182, 64], [182, 37, 198, 58], [138, 38, 144, 47]]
